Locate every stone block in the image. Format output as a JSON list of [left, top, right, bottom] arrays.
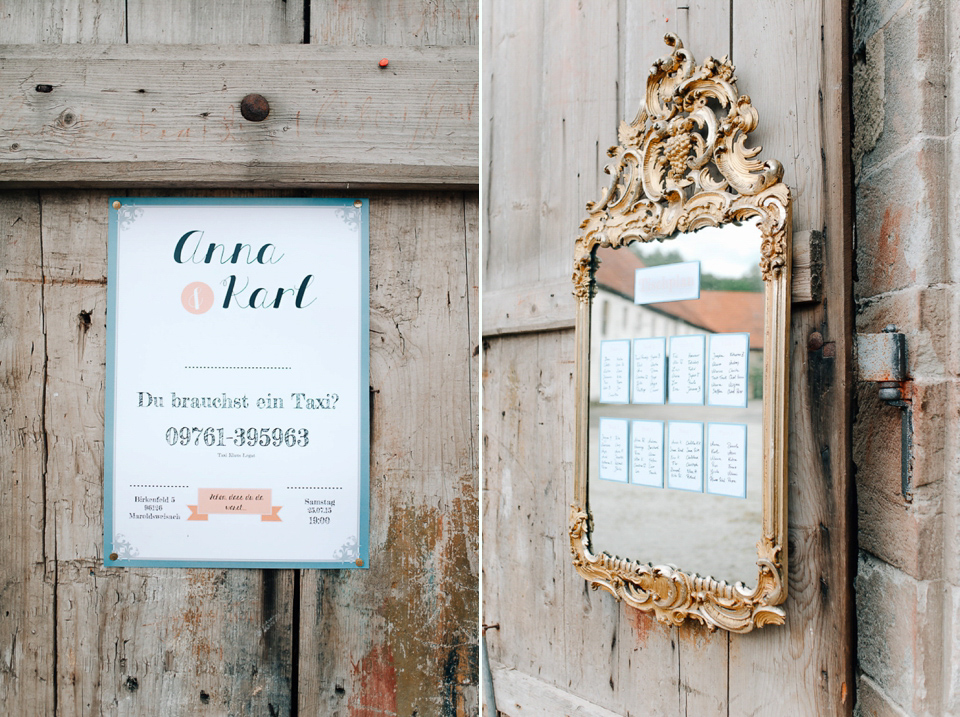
[[856, 674, 912, 717], [856, 286, 954, 382], [856, 552, 945, 714], [855, 138, 947, 297], [858, 0, 946, 179]]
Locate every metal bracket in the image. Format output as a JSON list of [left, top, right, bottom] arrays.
[[855, 325, 912, 500]]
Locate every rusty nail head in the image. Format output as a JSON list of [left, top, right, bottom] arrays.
[[112, 201, 122, 210], [822, 342, 836, 358], [355, 558, 364, 567], [240, 93, 270, 122], [35, 84, 53, 93], [109, 552, 119, 561], [807, 331, 824, 351], [379, 58, 389, 68]]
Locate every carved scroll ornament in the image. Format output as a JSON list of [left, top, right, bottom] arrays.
[[571, 34, 791, 633]]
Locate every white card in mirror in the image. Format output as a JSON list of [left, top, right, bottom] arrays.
[[630, 420, 664, 488], [667, 421, 703, 492], [598, 418, 629, 483], [668, 335, 705, 405], [633, 261, 701, 304], [632, 337, 666, 404], [599, 339, 630, 404], [707, 332, 750, 408], [706, 423, 748, 498]]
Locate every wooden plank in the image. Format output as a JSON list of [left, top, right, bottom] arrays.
[[0, 0, 125, 43], [0, 192, 55, 715], [491, 666, 625, 717], [310, 0, 478, 46], [537, 0, 619, 284], [38, 191, 296, 716], [0, 45, 478, 189], [729, 0, 855, 714], [481, 279, 576, 336], [792, 230, 823, 304], [297, 193, 478, 715], [126, 0, 304, 44], [483, 0, 544, 291]]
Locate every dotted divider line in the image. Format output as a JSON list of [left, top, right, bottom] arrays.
[[285, 487, 343, 490], [185, 366, 291, 370], [131, 485, 190, 488]]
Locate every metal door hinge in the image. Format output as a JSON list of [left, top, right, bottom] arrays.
[[855, 325, 912, 500]]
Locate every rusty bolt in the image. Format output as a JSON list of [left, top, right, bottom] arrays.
[[240, 93, 270, 122], [355, 558, 364, 567], [807, 331, 824, 351], [823, 342, 836, 358]]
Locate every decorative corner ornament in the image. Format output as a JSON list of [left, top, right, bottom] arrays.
[[573, 33, 790, 301], [570, 34, 792, 634]]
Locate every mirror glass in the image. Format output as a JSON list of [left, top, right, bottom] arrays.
[[587, 219, 764, 587]]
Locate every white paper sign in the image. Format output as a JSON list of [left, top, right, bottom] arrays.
[[668, 335, 705, 405], [630, 420, 664, 488], [667, 421, 704, 492], [598, 418, 629, 483], [632, 338, 666, 404], [707, 333, 750, 408], [599, 339, 630, 404], [706, 423, 748, 498], [105, 198, 369, 568], [634, 261, 701, 304]]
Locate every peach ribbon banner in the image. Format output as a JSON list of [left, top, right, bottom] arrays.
[[187, 488, 282, 522]]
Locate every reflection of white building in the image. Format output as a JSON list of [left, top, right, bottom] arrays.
[[591, 246, 764, 401]]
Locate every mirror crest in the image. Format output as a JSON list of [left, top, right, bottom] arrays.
[[571, 33, 791, 633]]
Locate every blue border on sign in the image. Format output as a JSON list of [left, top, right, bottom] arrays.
[[631, 337, 667, 405], [705, 422, 749, 500], [597, 417, 629, 483], [666, 420, 704, 493], [598, 338, 631, 404], [667, 334, 706, 406], [103, 197, 371, 570], [629, 419, 664, 488], [706, 332, 751, 409]]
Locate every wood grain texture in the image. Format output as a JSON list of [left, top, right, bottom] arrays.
[[31, 190, 297, 716], [297, 193, 479, 716], [310, 0, 478, 46], [483, 0, 854, 714], [0, 192, 55, 716], [0, 45, 479, 189], [126, 0, 304, 44], [491, 666, 625, 717], [0, 0, 125, 43]]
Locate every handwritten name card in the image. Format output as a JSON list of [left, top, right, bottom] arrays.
[[668, 335, 705, 405], [599, 339, 630, 404], [667, 421, 703, 492], [632, 338, 666, 404], [706, 423, 748, 498], [707, 333, 750, 408], [630, 420, 664, 488], [598, 418, 629, 483]]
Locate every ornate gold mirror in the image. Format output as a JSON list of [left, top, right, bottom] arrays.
[[570, 35, 791, 633]]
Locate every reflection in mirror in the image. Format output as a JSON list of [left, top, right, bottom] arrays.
[[587, 220, 764, 587]]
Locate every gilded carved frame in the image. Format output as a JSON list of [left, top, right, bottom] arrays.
[[570, 35, 791, 633]]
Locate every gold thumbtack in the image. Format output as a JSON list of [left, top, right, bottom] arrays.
[[355, 558, 364, 567], [353, 200, 362, 208], [109, 552, 119, 561], [112, 201, 121, 210]]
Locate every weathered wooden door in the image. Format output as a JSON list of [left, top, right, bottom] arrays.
[[483, 2, 854, 715], [1, 2, 478, 715]]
